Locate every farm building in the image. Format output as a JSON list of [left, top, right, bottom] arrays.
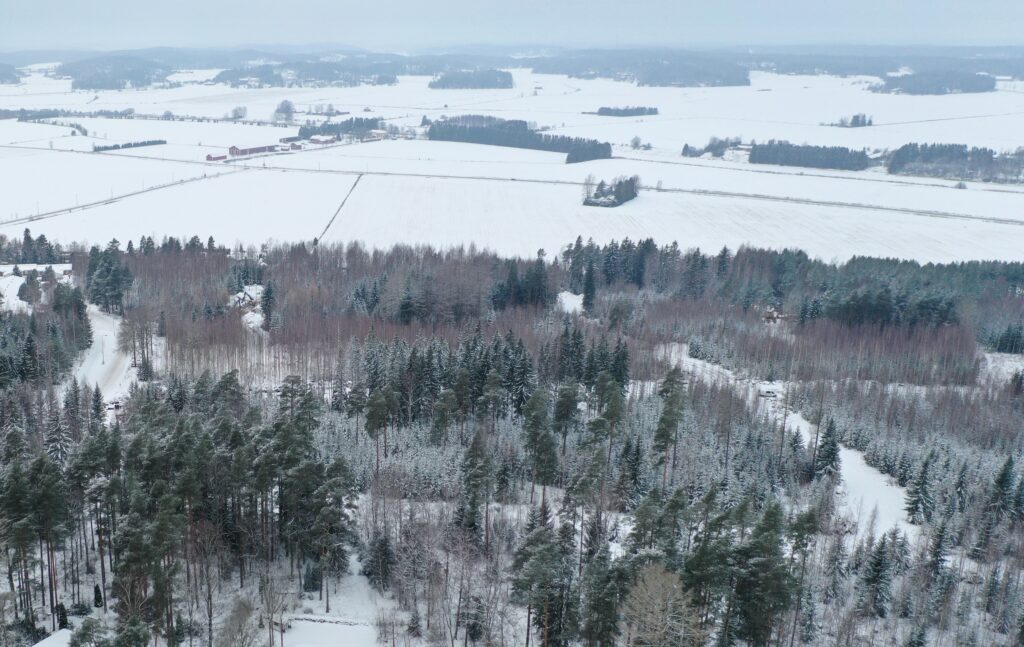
[[228, 145, 277, 157], [309, 134, 336, 145], [206, 153, 227, 161]]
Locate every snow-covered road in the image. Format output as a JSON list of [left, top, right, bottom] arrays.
[[658, 343, 916, 540], [75, 305, 136, 401]]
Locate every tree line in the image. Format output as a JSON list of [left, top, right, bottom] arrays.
[[749, 140, 871, 171], [594, 107, 658, 117], [427, 116, 612, 164], [428, 70, 514, 89]]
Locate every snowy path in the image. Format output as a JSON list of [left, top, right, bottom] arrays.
[[284, 554, 395, 647], [659, 343, 916, 540], [74, 305, 136, 401]]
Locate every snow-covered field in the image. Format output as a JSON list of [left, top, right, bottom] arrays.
[[2, 68, 1023, 261], [6, 70, 1024, 150], [0, 145, 216, 220]]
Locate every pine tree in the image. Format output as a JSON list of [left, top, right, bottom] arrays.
[[581, 544, 618, 647], [512, 507, 561, 647], [732, 502, 792, 646]]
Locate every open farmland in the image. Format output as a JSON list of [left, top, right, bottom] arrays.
[[2, 68, 1023, 261]]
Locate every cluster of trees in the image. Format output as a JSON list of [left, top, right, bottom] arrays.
[[297, 117, 381, 140], [682, 136, 741, 158], [833, 113, 873, 127], [582, 175, 640, 207], [749, 140, 872, 171], [84, 241, 133, 315], [4, 229, 63, 265], [887, 142, 1024, 182], [876, 71, 997, 95], [427, 116, 611, 163], [992, 324, 1024, 354], [213, 65, 283, 87], [0, 371, 356, 646], [0, 278, 91, 390], [428, 69, 513, 89], [91, 139, 167, 153], [3, 226, 1024, 646], [57, 55, 169, 90], [594, 106, 658, 116]]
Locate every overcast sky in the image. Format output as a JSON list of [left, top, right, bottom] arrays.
[[2, 0, 1022, 52]]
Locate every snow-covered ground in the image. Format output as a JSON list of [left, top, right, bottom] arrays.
[[978, 352, 1024, 385], [0, 145, 217, 220], [284, 554, 395, 647], [75, 305, 136, 402], [0, 274, 30, 313], [31, 629, 72, 647], [556, 290, 583, 314]]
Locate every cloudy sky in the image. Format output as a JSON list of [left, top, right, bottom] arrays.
[[2, 0, 1022, 51]]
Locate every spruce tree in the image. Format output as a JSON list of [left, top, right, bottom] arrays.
[[814, 418, 841, 479], [857, 535, 893, 618], [582, 257, 597, 314], [905, 455, 935, 524]]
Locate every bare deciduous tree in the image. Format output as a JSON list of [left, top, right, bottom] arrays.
[[217, 597, 260, 647], [622, 563, 704, 647]]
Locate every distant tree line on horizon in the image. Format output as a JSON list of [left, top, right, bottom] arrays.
[[214, 62, 397, 88], [594, 106, 658, 117], [57, 55, 169, 90], [530, 49, 751, 87], [749, 140, 872, 171], [427, 115, 611, 163], [428, 69, 513, 89], [875, 70, 997, 95]]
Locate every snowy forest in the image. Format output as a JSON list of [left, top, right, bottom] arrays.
[[0, 230, 1022, 647]]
